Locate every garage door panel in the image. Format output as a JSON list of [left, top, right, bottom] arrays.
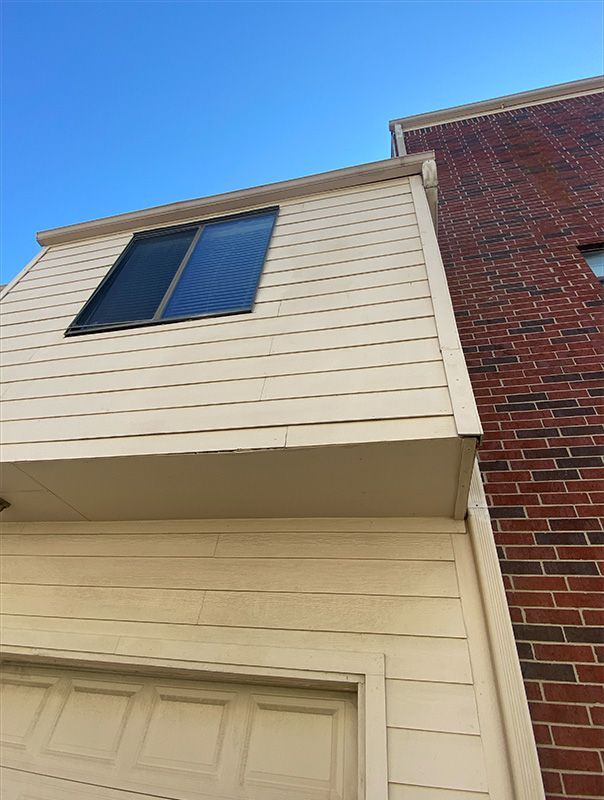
[[134, 685, 235, 775], [242, 692, 357, 799], [0, 672, 59, 750], [42, 678, 141, 764], [1, 665, 357, 800], [126, 684, 245, 797]]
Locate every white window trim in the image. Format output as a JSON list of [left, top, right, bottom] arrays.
[[0, 643, 387, 800]]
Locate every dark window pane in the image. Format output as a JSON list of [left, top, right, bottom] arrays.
[[161, 211, 276, 320], [75, 228, 196, 328]]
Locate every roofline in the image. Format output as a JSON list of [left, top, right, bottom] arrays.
[[389, 76, 604, 132], [37, 152, 434, 247]]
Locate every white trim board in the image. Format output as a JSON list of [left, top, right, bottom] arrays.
[[36, 154, 434, 247], [466, 465, 546, 800], [390, 75, 604, 132], [409, 174, 481, 520]]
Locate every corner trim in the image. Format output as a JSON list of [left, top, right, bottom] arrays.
[[409, 174, 482, 440], [421, 158, 438, 232], [454, 436, 477, 520], [390, 75, 604, 132], [36, 153, 434, 247], [467, 465, 546, 800]]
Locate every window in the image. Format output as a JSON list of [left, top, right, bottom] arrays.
[[580, 245, 604, 283], [66, 208, 278, 335]]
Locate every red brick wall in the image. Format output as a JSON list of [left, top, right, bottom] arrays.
[[405, 93, 604, 799]]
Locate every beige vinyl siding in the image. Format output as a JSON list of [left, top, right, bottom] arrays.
[[0, 178, 455, 460], [0, 517, 504, 798]]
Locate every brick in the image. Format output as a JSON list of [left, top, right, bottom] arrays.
[[590, 706, 604, 727], [480, 459, 511, 471], [523, 447, 569, 459], [524, 681, 543, 701], [541, 771, 562, 794], [525, 608, 582, 625], [512, 575, 565, 590], [526, 504, 578, 518], [557, 456, 604, 468], [533, 643, 595, 663], [532, 723, 552, 745], [489, 505, 527, 518], [506, 591, 555, 608], [505, 547, 556, 561], [549, 517, 602, 531], [499, 559, 544, 575], [543, 683, 604, 704], [545, 561, 599, 575], [551, 726, 604, 749], [538, 746, 602, 772], [553, 545, 604, 560], [529, 701, 590, 725], [497, 518, 548, 532], [562, 773, 604, 796], [513, 623, 564, 642], [570, 444, 604, 456], [576, 663, 604, 683], [516, 427, 561, 439], [521, 660, 576, 682], [554, 593, 604, 609], [515, 641, 533, 660], [567, 576, 604, 590], [564, 626, 604, 644], [535, 532, 587, 545], [532, 469, 580, 481]]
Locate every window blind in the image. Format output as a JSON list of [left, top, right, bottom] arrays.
[[67, 209, 277, 335]]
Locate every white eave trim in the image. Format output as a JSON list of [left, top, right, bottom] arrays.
[[389, 75, 604, 132], [37, 153, 434, 247], [409, 175, 482, 441]]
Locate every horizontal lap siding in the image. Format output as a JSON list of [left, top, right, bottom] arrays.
[[0, 518, 493, 796], [0, 178, 454, 456], [2, 363, 448, 420], [1, 338, 441, 397]]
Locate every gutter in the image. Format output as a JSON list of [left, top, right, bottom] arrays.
[[37, 153, 435, 247], [389, 75, 604, 135]]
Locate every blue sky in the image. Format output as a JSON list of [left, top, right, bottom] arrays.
[[2, 0, 603, 283]]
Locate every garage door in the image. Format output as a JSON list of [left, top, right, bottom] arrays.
[[0, 663, 357, 800]]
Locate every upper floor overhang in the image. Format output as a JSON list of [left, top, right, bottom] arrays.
[[1, 155, 481, 522]]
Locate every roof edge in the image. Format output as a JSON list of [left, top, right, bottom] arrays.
[[37, 153, 434, 247], [389, 76, 604, 132]]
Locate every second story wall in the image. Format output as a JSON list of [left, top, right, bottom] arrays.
[[2, 175, 455, 462]]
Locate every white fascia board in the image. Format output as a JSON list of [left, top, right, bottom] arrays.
[[390, 75, 604, 132], [37, 153, 434, 247]]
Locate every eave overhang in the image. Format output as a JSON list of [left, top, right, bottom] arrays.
[[37, 153, 435, 247], [389, 75, 604, 133]]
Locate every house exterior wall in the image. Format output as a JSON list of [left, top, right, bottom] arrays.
[[0, 515, 513, 799], [1, 176, 457, 463], [404, 92, 604, 800], [1, 158, 531, 797]]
